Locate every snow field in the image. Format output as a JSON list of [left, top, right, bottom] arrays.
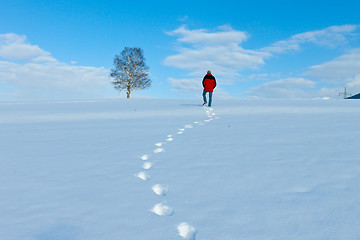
[[2, 99, 360, 240]]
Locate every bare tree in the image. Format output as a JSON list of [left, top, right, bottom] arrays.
[[110, 47, 151, 98]]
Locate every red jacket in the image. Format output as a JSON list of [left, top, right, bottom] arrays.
[[202, 73, 217, 92]]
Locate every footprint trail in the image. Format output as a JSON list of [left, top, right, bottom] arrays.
[[135, 106, 219, 239]]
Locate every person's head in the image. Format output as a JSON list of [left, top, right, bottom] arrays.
[[207, 70, 211, 74]]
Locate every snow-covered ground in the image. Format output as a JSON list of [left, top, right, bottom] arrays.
[[1, 98, 360, 240]]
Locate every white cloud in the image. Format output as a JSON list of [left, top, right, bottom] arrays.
[[164, 24, 359, 98], [249, 78, 345, 99], [345, 74, 360, 95], [348, 74, 360, 88], [0, 33, 110, 100], [168, 77, 201, 93], [164, 25, 267, 79], [250, 46, 360, 99], [0, 61, 108, 90], [262, 25, 359, 54], [0, 33, 56, 62], [317, 87, 344, 98], [167, 25, 249, 46], [304, 48, 360, 82], [249, 78, 317, 98]]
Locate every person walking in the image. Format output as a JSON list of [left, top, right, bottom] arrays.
[[202, 70, 217, 107]]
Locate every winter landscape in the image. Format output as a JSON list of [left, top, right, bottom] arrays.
[[1, 98, 360, 240]]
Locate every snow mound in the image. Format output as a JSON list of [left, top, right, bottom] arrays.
[[177, 222, 196, 240], [152, 184, 168, 196], [151, 203, 173, 216]]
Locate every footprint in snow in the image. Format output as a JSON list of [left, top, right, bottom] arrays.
[[177, 222, 197, 240], [152, 184, 168, 196], [166, 134, 174, 141], [151, 203, 174, 216], [136, 171, 149, 181], [140, 154, 149, 161], [142, 162, 153, 170], [155, 142, 163, 147], [184, 124, 193, 129], [154, 148, 165, 153], [177, 131, 184, 134]]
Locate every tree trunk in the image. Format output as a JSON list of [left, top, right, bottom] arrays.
[[127, 87, 130, 98]]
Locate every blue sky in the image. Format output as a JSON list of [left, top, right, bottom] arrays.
[[1, 0, 360, 101]]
